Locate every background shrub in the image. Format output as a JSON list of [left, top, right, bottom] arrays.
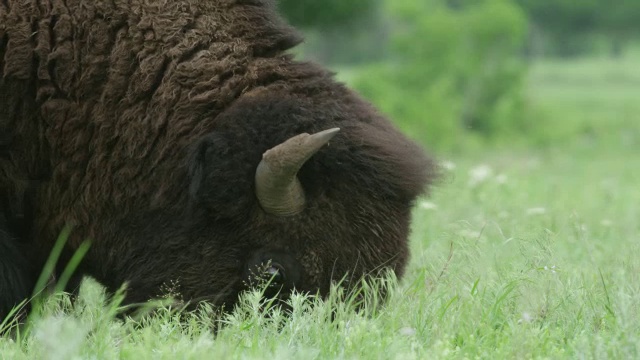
[[353, 0, 528, 151]]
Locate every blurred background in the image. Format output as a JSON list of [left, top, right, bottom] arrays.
[[278, 0, 640, 154]]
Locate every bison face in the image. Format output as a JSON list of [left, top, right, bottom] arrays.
[[162, 91, 435, 310], [69, 91, 432, 312]]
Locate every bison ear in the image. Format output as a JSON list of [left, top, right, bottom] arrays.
[[344, 123, 439, 203], [188, 132, 259, 219]]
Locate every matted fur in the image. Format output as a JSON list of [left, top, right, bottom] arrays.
[[0, 0, 438, 316]]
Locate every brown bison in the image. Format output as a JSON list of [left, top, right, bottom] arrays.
[[0, 0, 438, 318]]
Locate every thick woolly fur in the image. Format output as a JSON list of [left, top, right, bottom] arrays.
[[0, 221, 34, 319], [0, 0, 438, 316]]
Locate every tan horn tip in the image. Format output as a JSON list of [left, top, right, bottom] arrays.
[[295, 127, 340, 154], [312, 127, 341, 141]]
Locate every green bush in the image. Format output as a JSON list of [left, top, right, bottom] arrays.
[[353, 0, 528, 151], [278, 0, 376, 29]]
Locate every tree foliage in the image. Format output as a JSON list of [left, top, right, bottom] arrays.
[[596, 0, 640, 56], [278, 0, 376, 29], [354, 0, 529, 150], [516, 0, 640, 56]]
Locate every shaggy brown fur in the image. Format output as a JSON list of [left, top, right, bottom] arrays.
[[0, 207, 35, 319], [0, 0, 438, 317]]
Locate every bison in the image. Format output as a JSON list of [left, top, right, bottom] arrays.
[[1, 216, 34, 318], [0, 0, 438, 319]]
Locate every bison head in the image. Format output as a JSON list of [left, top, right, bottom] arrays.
[[62, 89, 437, 312], [123, 90, 437, 310]]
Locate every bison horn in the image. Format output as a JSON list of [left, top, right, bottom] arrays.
[[255, 128, 340, 216]]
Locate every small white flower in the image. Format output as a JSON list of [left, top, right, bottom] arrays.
[[399, 327, 417, 336], [441, 160, 457, 171], [526, 207, 547, 216], [33, 316, 88, 360], [495, 174, 508, 184], [520, 312, 533, 323], [419, 201, 438, 210], [468, 164, 493, 186]]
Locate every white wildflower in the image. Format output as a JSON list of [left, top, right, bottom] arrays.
[[519, 312, 533, 323], [399, 327, 417, 336], [441, 160, 457, 171], [33, 315, 88, 360], [419, 201, 438, 210], [468, 164, 493, 186], [526, 207, 547, 216]]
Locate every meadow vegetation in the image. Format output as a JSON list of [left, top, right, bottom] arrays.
[[2, 56, 638, 358]]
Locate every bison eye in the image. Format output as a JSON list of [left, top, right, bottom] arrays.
[[244, 249, 302, 295], [265, 263, 286, 285]]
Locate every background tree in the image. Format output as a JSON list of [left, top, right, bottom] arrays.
[[515, 0, 599, 57], [596, 0, 640, 57], [278, 0, 376, 29], [354, 0, 528, 150], [516, 0, 640, 57], [277, 0, 385, 64]]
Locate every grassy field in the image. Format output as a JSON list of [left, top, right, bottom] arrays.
[[525, 55, 640, 149], [1, 57, 639, 359]]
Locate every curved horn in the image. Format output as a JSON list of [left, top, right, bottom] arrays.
[[255, 128, 340, 216]]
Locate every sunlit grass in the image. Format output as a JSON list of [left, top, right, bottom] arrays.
[[1, 146, 637, 359]]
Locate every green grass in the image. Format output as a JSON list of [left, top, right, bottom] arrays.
[[524, 56, 640, 149], [2, 57, 639, 358]]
